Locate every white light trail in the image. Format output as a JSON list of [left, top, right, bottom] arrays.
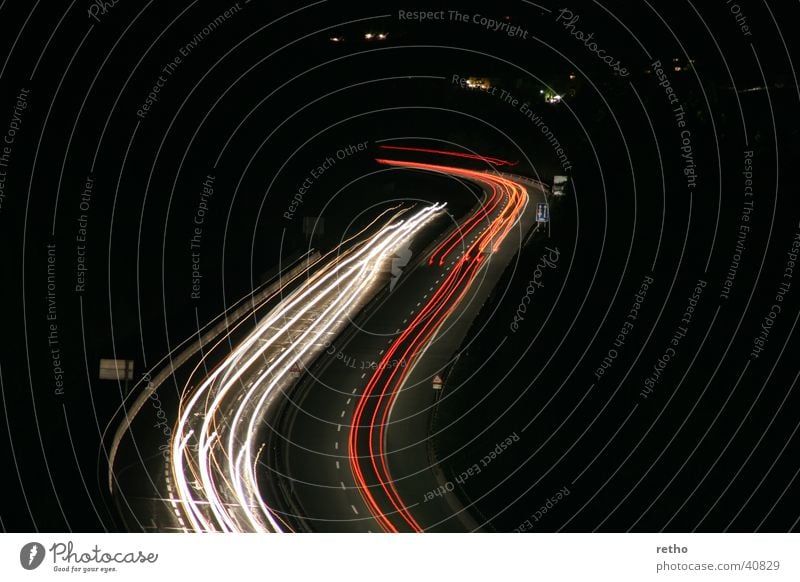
[[169, 204, 444, 532]]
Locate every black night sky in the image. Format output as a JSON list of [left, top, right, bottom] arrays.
[[0, 0, 799, 534]]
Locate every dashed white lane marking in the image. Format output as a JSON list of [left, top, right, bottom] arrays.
[[351, 505, 359, 515], [335, 461, 340, 469], [335, 442, 339, 449], [340, 481, 346, 490], [416, 302, 421, 306], [346, 398, 351, 405], [337, 424, 342, 432], [378, 349, 384, 355], [429, 286, 434, 291], [352, 388, 357, 394], [423, 294, 427, 299], [402, 319, 407, 323], [340, 410, 346, 418]]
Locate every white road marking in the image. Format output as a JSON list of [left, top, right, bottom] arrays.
[[351, 505, 359, 515]]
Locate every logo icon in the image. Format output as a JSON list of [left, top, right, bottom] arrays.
[[390, 246, 412, 292], [20, 542, 45, 570]]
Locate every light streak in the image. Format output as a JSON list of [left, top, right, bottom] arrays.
[[349, 159, 529, 532], [168, 203, 444, 532]]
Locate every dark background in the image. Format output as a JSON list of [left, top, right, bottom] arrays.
[[0, 0, 798, 532]]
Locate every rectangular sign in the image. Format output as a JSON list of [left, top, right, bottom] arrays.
[[536, 203, 550, 223], [98, 359, 134, 381]]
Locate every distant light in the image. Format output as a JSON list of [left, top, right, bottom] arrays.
[[364, 33, 374, 40], [674, 66, 682, 72], [539, 89, 544, 94], [463, 77, 491, 90], [542, 88, 562, 104], [569, 73, 576, 80], [377, 33, 387, 40], [330, 36, 343, 43]]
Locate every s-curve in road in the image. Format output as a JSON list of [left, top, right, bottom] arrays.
[[111, 203, 445, 532], [268, 156, 547, 532]]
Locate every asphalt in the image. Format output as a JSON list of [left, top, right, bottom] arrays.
[[266, 173, 546, 532]]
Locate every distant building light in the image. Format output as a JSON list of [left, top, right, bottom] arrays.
[[464, 76, 491, 90]]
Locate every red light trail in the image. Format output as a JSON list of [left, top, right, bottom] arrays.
[[378, 145, 519, 167], [349, 159, 529, 532]]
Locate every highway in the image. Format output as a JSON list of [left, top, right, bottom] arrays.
[[107, 152, 545, 533], [265, 158, 545, 532]]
